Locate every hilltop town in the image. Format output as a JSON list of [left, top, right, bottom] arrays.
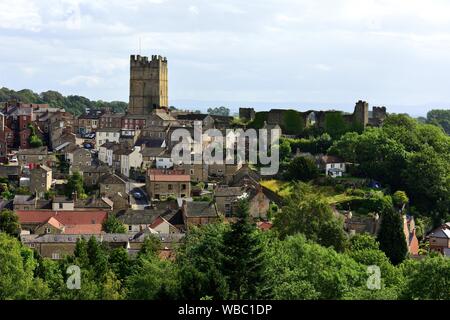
[[0, 54, 449, 300]]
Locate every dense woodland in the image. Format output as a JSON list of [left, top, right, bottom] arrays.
[[0, 87, 128, 116], [0, 198, 449, 300]]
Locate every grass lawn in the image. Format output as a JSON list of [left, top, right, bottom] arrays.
[[260, 179, 362, 205]]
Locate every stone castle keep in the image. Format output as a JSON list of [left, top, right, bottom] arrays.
[[128, 54, 168, 114]]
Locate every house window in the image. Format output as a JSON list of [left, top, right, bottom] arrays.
[[51, 252, 60, 260], [168, 184, 173, 190], [45, 227, 51, 234], [181, 184, 186, 190], [59, 203, 63, 209], [128, 225, 132, 231]]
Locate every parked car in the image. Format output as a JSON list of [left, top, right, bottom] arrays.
[[133, 191, 143, 199]]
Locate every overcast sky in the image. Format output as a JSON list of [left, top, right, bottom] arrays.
[[1, 0, 450, 115]]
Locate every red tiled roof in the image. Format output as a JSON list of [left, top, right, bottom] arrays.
[[17, 210, 108, 225], [257, 221, 273, 231], [63, 224, 103, 235], [150, 216, 165, 229], [45, 217, 64, 230]]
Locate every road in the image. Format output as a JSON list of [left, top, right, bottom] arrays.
[[128, 182, 150, 210]]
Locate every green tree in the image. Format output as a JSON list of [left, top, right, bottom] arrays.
[[222, 200, 269, 299], [377, 206, 408, 265], [284, 156, 319, 182], [65, 172, 85, 198], [274, 182, 348, 251], [0, 209, 20, 236], [207, 106, 230, 116], [401, 255, 450, 300], [177, 223, 229, 300], [0, 233, 37, 299], [102, 215, 126, 233], [266, 234, 364, 299], [392, 191, 409, 210]]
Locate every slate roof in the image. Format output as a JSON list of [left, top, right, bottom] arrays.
[[184, 201, 218, 218], [98, 173, 126, 185]]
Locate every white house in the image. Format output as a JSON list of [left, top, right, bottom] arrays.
[[317, 155, 346, 178], [118, 146, 143, 177], [155, 151, 174, 169], [99, 142, 120, 166], [95, 128, 121, 150]]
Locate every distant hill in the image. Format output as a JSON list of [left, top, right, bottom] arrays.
[[0, 87, 127, 116]]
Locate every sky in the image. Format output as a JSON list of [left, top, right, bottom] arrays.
[[1, 0, 450, 116]]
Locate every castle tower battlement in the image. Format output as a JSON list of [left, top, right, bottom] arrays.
[[128, 54, 168, 115]]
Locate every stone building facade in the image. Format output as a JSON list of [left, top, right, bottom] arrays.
[[128, 55, 168, 115]]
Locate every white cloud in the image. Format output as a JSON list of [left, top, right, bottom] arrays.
[[188, 5, 199, 15], [60, 75, 102, 87]]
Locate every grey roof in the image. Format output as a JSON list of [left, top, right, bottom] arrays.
[[13, 195, 36, 205], [114, 148, 134, 156], [13, 195, 51, 209], [76, 165, 111, 174], [134, 137, 165, 148], [17, 146, 48, 155], [0, 165, 20, 176], [429, 228, 450, 239], [117, 208, 172, 225], [53, 196, 73, 203], [98, 173, 126, 185], [141, 147, 166, 157], [214, 186, 243, 197], [75, 197, 113, 209], [185, 201, 218, 218]]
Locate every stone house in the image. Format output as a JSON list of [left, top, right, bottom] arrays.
[[214, 186, 243, 217], [99, 173, 127, 197], [117, 206, 179, 233], [174, 163, 208, 183], [141, 147, 166, 168], [74, 165, 111, 186], [146, 169, 191, 200], [181, 200, 219, 228], [29, 165, 52, 198], [428, 223, 450, 256], [317, 155, 346, 178], [75, 110, 104, 134], [66, 145, 92, 170], [52, 196, 75, 211], [98, 141, 121, 166], [208, 162, 243, 184], [99, 112, 124, 129], [17, 146, 55, 167], [214, 184, 270, 219], [13, 195, 52, 211], [95, 128, 121, 150], [115, 146, 142, 177]]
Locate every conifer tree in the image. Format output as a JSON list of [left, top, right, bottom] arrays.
[[222, 199, 268, 299], [377, 207, 408, 265]]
